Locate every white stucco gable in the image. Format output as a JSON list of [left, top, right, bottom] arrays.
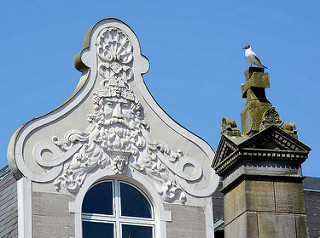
[[8, 18, 219, 238]]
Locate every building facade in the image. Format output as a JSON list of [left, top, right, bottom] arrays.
[[6, 19, 219, 238], [1, 18, 319, 238]]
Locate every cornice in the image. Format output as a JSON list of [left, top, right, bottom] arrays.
[[213, 125, 310, 176]]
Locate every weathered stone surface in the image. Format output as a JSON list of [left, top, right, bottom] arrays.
[[222, 161, 303, 192], [224, 212, 258, 238], [224, 180, 275, 225], [241, 101, 272, 135], [295, 215, 309, 238], [164, 203, 206, 238], [242, 67, 269, 97], [32, 192, 74, 238], [282, 121, 298, 139], [224, 181, 246, 225], [245, 180, 275, 212], [241, 68, 272, 135], [213, 124, 310, 178], [274, 182, 305, 214], [212, 180, 319, 238], [258, 213, 296, 238], [33, 215, 74, 238], [215, 67, 310, 238], [259, 107, 282, 131], [221, 117, 241, 136]]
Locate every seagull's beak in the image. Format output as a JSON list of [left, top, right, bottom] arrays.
[[242, 46, 246, 49]]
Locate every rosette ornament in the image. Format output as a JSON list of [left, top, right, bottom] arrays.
[[97, 27, 133, 87], [97, 27, 133, 63]]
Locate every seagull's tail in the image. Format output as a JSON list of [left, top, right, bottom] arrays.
[[261, 65, 268, 69]]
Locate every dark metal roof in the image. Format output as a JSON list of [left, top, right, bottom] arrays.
[[0, 166, 10, 180], [303, 177, 320, 192], [0, 165, 18, 238]]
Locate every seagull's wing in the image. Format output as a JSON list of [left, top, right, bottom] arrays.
[[252, 52, 262, 65]]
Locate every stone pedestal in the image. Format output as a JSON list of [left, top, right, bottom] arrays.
[[213, 67, 311, 238], [224, 180, 308, 238]]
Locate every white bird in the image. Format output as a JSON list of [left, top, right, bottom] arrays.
[[242, 45, 267, 69]]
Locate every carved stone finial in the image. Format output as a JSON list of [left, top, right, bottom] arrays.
[[259, 107, 282, 130], [241, 67, 273, 135], [282, 121, 298, 139], [221, 117, 241, 136]]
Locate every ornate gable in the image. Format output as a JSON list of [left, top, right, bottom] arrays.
[[7, 19, 219, 203]]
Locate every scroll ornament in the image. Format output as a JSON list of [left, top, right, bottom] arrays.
[[32, 27, 205, 202]]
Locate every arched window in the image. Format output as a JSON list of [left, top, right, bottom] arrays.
[[82, 179, 154, 238]]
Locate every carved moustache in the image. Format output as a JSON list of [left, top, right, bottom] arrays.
[[103, 118, 134, 129]]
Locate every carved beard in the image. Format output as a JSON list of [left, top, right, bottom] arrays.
[[101, 126, 137, 152], [92, 119, 146, 154]]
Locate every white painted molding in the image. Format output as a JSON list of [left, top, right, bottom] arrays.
[[13, 70, 93, 182], [205, 197, 215, 238], [17, 177, 32, 238]]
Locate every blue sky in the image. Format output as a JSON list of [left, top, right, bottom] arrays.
[[0, 1, 319, 177]]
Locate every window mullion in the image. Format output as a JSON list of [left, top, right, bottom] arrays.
[[118, 217, 155, 225], [82, 214, 117, 222], [114, 180, 121, 238]]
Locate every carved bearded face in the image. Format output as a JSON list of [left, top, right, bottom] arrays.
[[88, 86, 146, 155], [101, 96, 135, 152], [88, 89, 145, 155], [103, 97, 132, 127]]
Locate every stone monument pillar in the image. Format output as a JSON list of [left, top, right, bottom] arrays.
[[213, 67, 311, 238]]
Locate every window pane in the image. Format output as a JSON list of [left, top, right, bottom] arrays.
[[122, 224, 153, 238], [82, 182, 113, 215], [82, 221, 114, 238], [120, 183, 152, 218]]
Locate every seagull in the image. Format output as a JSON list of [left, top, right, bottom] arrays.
[[242, 45, 268, 69]]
